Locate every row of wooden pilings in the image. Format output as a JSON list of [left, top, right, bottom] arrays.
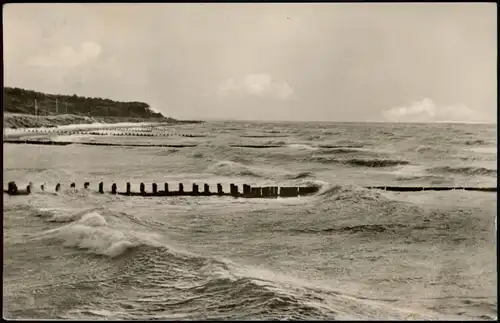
[[20, 129, 206, 137], [4, 181, 319, 198], [83, 132, 206, 137], [5, 181, 496, 197]]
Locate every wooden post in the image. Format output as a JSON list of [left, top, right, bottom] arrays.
[[251, 187, 262, 198], [70, 182, 76, 188], [192, 183, 199, 195], [7, 182, 17, 194], [56, 183, 61, 192], [164, 183, 169, 194], [179, 183, 184, 193], [7, 181, 18, 194], [279, 187, 299, 197], [84, 182, 90, 189], [230, 184, 239, 197], [243, 184, 251, 196], [152, 183, 158, 194], [126, 182, 131, 195], [217, 183, 223, 195], [98, 182, 103, 194], [41, 184, 45, 192], [111, 183, 117, 194], [140, 183, 145, 195], [204, 183, 210, 195]]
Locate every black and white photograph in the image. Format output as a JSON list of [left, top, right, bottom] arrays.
[[3, 3, 497, 320]]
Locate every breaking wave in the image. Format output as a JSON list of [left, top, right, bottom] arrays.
[[315, 184, 389, 202], [206, 161, 317, 180], [283, 171, 316, 180], [32, 210, 162, 258]]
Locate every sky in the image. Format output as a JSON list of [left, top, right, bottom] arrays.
[[3, 3, 497, 123]]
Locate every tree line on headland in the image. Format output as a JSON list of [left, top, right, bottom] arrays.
[[3, 86, 167, 119]]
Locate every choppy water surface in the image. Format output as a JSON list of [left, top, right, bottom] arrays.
[[3, 121, 497, 320]]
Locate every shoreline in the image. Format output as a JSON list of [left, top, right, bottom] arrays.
[[3, 112, 203, 129], [3, 112, 202, 129]]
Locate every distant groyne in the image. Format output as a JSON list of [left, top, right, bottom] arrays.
[[7, 128, 208, 137], [3, 139, 287, 149], [366, 186, 496, 193], [3, 140, 197, 148]]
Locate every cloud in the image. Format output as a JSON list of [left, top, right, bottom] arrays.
[[26, 41, 102, 68], [381, 98, 487, 123], [217, 74, 294, 100]]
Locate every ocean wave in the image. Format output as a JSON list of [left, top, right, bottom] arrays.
[[311, 157, 409, 167], [206, 161, 317, 181], [317, 144, 364, 149], [207, 161, 267, 178], [464, 139, 488, 146], [34, 211, 161, 258], [304, 135, 324, 141], [414, 145, 447, 153], [56, 245, 340, 320], [316, 148, 364, 154], [15, 204, 447, 321], [314, 147, 386, 157], [426, 166, 497, 176], [283, 171, 316, 180], [154, 148, 180, 155], [344, 159, 409, 167], [287, 223, 407, 235], [36, 207, 103, 223], [264, 140, 287, 146], [286, 144, 319, 151], [107, 246, 436, 320], [316, 184, 388, 202]]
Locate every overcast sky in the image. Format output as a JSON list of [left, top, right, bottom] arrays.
[[3, 3, 497, 122]]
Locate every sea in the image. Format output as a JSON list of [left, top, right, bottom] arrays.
[[3, 120, 497, 320]]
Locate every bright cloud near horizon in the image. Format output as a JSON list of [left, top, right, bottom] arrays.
[[382, 98, 488, 123], [3, 3, 497, 122]]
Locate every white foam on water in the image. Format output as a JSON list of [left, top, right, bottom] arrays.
[[34, 210, 164, 258]]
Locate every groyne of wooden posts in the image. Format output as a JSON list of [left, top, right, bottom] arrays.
[[3, 181, 319, 198], [3, 181, 496, 197]]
